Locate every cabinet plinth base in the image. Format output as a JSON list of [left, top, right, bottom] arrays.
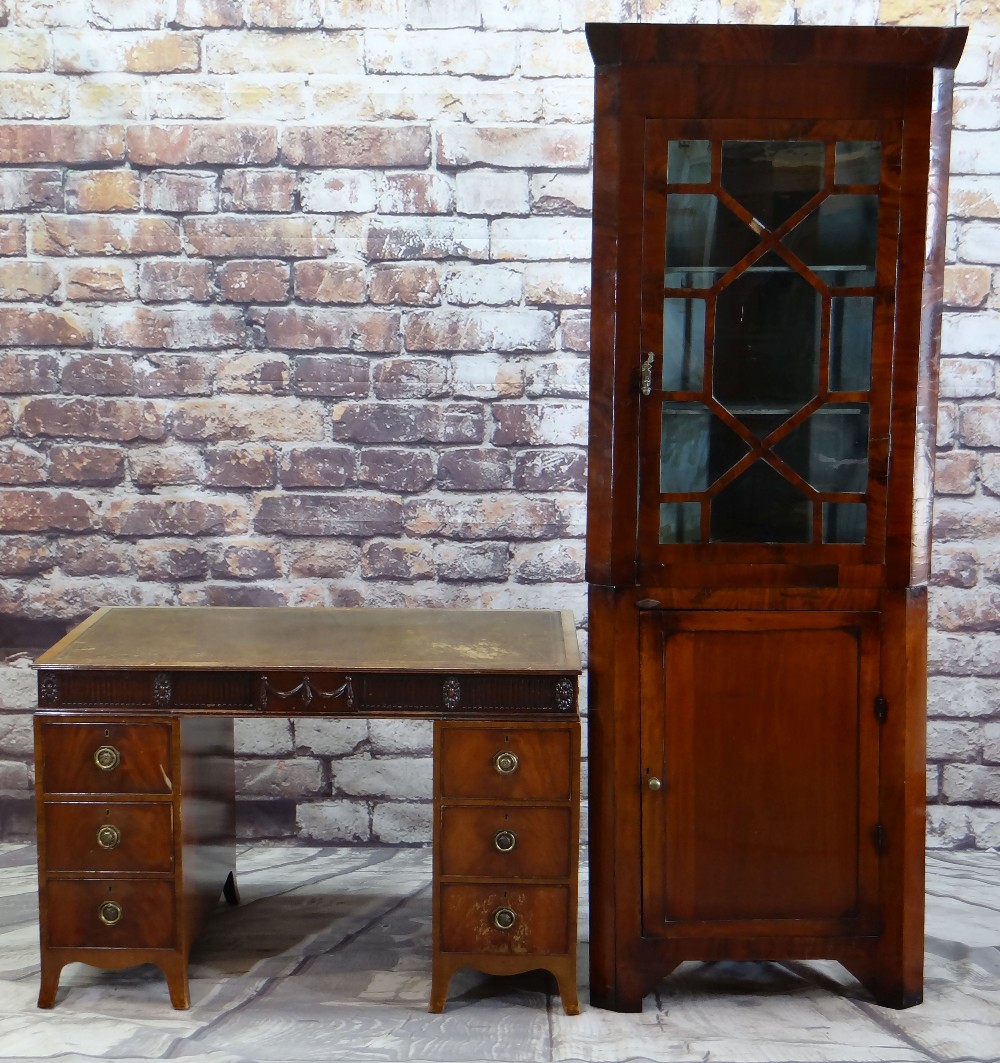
[[429, 953, 580, 1015]]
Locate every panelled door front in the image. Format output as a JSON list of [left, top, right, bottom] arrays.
[[639, 610, 882, 938]]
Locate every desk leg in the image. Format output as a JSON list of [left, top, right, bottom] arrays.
[[428, 955, 453, 1013], [37, 956, 63, 1009]]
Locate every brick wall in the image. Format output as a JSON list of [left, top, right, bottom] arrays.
[[0, 0, 996, 847]]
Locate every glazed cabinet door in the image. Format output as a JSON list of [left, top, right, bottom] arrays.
[[639, 610, 881, 937]]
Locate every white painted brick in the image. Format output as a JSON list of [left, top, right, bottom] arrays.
[[519, 31, 594, 78], [957, 220, 1000, 264], [378, 171, 453, 214], [295, 718, 367, 756], [147, 78, 226, 119], [236, 757, 325, 797], [939, 357, 996, 397], [540, 80, 594, 123], [558, 0, 633, 30], [296, 799, 370, 842], [368, 719, 433, 755], [91, 0, 175, 29], [951, 130, 1000, 176], [524, 357, 589, 398], [365, 30, 517, 77], [206, 30, 362, 75], [235, 718, 295, 756], [941, 310, 1000, 355], [246, 0, 322, 28], [927, 763, 940, 800], [643, 0, 725, 20], [969, 807, 1000, 849], [928, 719, 983, 761], [438, 124, 592, 168], [300, 170, 378, 213], [955, 34, 991, 86], [452, 81, 545, 124], [451, 354, 525, 398], [372, 801, 432, 843], [490, 216, 592, 261], [791, 0, 877, 22], [442, 264, 522, 306], [0, 654, 35, 714], [531, 172, 592, 214], [403, 0, 480, 28], [455, 170, 530, 216], [926, 805, 973, 848], [955, 88, 1000, 131], [13, 0, 91, 26], [928, 675, 1000, 718], [333, 754, 433, 799], [481, 0, 561, 30]]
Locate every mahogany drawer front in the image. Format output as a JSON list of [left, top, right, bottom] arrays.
[[439, 806, 572, 880], [43, 802, 173, 874], [439, 883, 570, 955], [38, 721, 173, 795], [44, 879, 175, 950], [438, 726, 574, 801]]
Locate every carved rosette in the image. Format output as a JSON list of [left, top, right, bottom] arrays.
[[153, 673, 172, 708], [443, 677, 461, 711], [39, 673, 59, 705], [555, 677, 575, 712]]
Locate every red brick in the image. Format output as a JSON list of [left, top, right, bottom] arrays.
[[216, 353, 290, 394], [512, 542, 585, 584], [59, 540, 132, 577], [204, 445, 277, 487], [491, 402, 587, 446], [184, 216, 337, 258], [49, 444, 125, 485], [218, 260, 290, 303], [19, 398, 165, 441], [0, 489, 99, 532], [66, 170, 140, 212], [138, 260, 213, 302], [127, 124, 277, 165], [373, 358, 449, 399], [282, 125, 430, 167], [33, 215, 182, 256], [404, 496, 572, 540], [254, 493, 403, 537], [292, 261, 365, 304], [331, 402, 483, 444], [369, 264, 440, 306], [0, 538, 54, 577], [0, 169, 63, 211], [128, 446, 202, 486], [134, 355, 213, 396], [0, 124, 124, 164], [0, 443, 45, 484], [0, 307, 89, 346], [358, 448, 435, 491], [285, 540, 359, 578], [559, 310, 591, 353], [279, 446, 356, 488], [171, 398, 326, 442], [61, 353, 135, 395], [360, 541, 434, 581], [144, 170, 218, 213], [438, 448, 512, 491], [135, 541, 209, 580], [0, 220, 26, 255], [186, 585, 292, 608], [0, 352, 59, 393], [292, 356, 370, 397], [262, 308, 400, 351], [434, 542, 510, 582], [0, 402, 12, 436], [124, 33, 200, 74], [98, 306, 247, 349], [210, 541, 282, 580], [66, 264, 137, 302], [104, 495, 247, 536], [936, 451, 979, 495], [0, 261, 59, 300], [221, 169, 296, 212], [404, 309, 556, 352], [513, 449, 587, 492]]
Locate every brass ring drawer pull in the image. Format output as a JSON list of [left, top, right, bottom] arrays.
[[98, 900, 123, 926], [493, 751, 519, 775], [96, 824, 121, 850], [94, 745, 120, 772], [492, 906, 516, 931], [493, 829, 517, 853]]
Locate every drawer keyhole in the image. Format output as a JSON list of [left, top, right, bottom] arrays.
[[493, 829, 517, 853], [493, 751, 519, 775], [94, 745, 120, 772], [492, 906, 516, 931], [96, 824, 121, 850], [98, 901, 123, 926]]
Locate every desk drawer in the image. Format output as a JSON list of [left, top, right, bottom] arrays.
[[45, 879, 176, 950], [43, 802, 173, 874], [38, 721, 173, 795], [439, 883, 570, 955], [438, 725, 573, 801], [439, 806, 572, 880]]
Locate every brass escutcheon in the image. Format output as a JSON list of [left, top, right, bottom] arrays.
[[96, 824, 121, 850], [94, 745, 120, 771], [493, 829, 517, 853], [492, 906, 516, 931], [493, 751, 519, 775], [98, 900, 123, 926]]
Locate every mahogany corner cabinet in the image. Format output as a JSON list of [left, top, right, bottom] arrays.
[[585, 23, 967, 1012]]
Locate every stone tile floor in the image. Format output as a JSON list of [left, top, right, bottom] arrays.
[[1, 843, 999, 1062]]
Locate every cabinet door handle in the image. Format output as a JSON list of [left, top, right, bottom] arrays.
[[492, 906, 517, 931], [94, 745, 120, 772], [640, 351, 655, 396], [494, 829, 517, 853], [493, 751, 519, 775], [98, 901, 123, 926], [96, 824, 121, 849], [648, 776, 662, 791]]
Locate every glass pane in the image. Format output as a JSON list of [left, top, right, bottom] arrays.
[[823, 502, 867, 544], [721, 141, 824, 230], [663, 298, 705, 391], [660, 402, 750, 493], [830, 297, 874, 391], [835, 141, 881, 185], [668, 140, 711, 183], [665, 193, 759, 287], [660, 501, 701, 543], [714, 272, 821, 409], [710, 461, 811, 543], [782, 194, 879, 285], [773, 403, 870, 493]]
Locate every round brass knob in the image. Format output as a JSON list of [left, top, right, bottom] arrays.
[[98, 900, 123, 926], [493, 751, 519, 775], [96, 824, 121, 850], [648, 777, 662, 791], [492, 906, 516, 931], [494, 829, 517, 853], [94, 745, 120, 772]]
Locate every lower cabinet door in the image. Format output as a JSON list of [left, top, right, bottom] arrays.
[[439, 883, 570, 955], [45, 879, 176, 950], [639, 610, 881, 937]]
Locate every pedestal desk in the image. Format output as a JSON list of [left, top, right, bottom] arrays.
[[33, 606, 582, 1014]]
